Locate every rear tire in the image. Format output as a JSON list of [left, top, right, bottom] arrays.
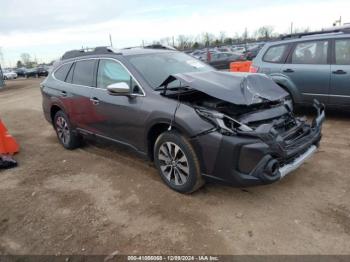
[[154, 131, 204, 193], [53, 111, 81, 150]]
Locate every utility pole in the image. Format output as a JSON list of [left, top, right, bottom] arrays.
[[109, 34, 113, 47], [290, 22, 293, 35], [172, 36, 175, 47], [244, 27, 248, 50], [333, 16, 342, 26]]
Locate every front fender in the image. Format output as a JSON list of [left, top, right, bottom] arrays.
[[269, 73, 301, 104]]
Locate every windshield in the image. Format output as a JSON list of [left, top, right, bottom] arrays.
[[127, 52, 214, 89]]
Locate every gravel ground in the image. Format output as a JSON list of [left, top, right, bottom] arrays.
[[0, 78, 349, 255]]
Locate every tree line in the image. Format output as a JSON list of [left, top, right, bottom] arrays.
[[157, 25, 310, 50], [3, 25, 310, 68]]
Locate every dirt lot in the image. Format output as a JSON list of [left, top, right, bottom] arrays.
[[0, 78, 349, 255]]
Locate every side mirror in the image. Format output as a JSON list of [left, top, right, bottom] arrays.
[[107, 82, 130, 96]]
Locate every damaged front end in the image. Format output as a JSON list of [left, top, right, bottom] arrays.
[[235, 100, 324, 182], [194, 99, 324, 184], [161, 71, 325, 186]]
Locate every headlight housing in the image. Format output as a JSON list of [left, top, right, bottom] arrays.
[[195, 108, 253, 134]]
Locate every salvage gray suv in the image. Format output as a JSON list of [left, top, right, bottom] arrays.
[[41, 46, 325, 193]]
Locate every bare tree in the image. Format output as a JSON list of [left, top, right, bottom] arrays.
[[202, 32, 215, 47], [257, 26, 274, 40], [177, 35, 193, 50], [242, 28, 249, 42], [219, 31, 226, 44], [160, 37, 173, 46], [20, 53, 31, 66]]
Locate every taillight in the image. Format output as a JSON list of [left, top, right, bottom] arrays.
[[249, 65, 259, 73]]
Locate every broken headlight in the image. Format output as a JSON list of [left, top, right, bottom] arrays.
[[195, 108, 253, 134]]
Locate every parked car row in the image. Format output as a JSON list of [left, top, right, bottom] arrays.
[[2, 67, 49, 80], [188, 43, 265, 69]]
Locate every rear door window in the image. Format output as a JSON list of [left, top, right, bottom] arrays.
[[263, 44, 287, 63], [291, 40, 328, 64], [72, 60, 96, 87], [54, 63, 72, 81], [335, 39, 350, 65]]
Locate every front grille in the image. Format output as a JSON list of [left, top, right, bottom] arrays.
[[282, 124, 312, 150], [277, 147, 309, 167]]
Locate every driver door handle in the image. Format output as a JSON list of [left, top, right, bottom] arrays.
[[283, 69, 294, 73], [90, 97, 100, 105], [332, 69, 347, 75]]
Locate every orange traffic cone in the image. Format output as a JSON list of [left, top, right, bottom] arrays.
[[0, 119, 19, 155]]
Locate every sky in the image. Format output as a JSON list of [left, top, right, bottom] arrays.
[[0, 0, 349, 67]]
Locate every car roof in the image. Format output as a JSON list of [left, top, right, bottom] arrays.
[[53, 47, 180, 69], [59, 46, 178, 63], [119, 47, 176, 56], [266, 32, 350, 47]]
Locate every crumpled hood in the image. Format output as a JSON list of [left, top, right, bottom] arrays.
[[159, 71, 288, 106]]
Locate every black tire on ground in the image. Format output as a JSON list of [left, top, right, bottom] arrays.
[[53, 110, 81, 150], [154, 131, 204, 193]]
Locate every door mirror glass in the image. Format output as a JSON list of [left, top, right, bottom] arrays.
[[107, 82, 130, 95]]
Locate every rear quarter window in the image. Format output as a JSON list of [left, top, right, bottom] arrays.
[[263, 44, 288, 63], [54, 63, 72, 81], [72, 60, 96, 87], [335, 39, 350, 65]]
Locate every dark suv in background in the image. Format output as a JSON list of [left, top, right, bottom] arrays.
[[41, 46, 324, 193], [251, 27, 350, 106]]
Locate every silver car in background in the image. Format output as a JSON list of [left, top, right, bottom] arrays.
[[2, 69, 18, 80]]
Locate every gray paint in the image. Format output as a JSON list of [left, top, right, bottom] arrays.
[[41, 48, 324, 187]]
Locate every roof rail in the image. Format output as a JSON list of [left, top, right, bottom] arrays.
[[280, 26, 350, 40], [144, 44, 177, 50], [121, 44, 177, 51], [61, 46, 122, 60]]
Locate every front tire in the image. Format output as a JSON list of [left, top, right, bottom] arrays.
[[53, 111, 81, 150], [154, 131, 204, 193]]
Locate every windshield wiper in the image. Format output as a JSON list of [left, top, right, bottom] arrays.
[[155, 85, 193, 96], [155, 85, 191, 91]]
